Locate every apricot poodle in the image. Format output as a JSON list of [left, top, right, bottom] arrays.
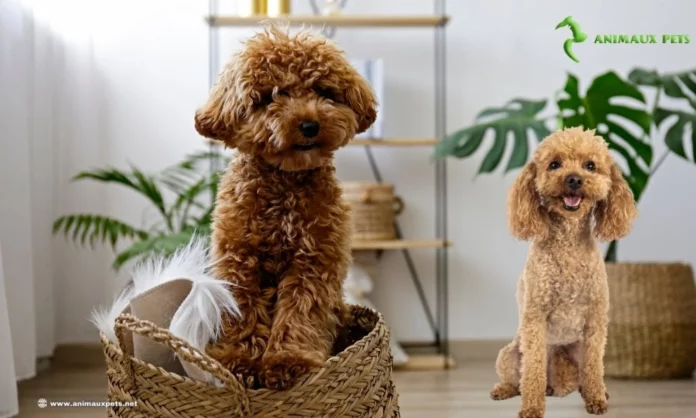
[[193, 26, 377, 390], [490, 127, 637, 418]]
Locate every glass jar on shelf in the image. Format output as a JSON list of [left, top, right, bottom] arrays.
[[238, 0, 267, 16], [267, 0, 291, 16], [310, 0, 347, 16]]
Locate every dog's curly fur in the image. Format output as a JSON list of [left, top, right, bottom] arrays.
[[490, 127, 637, 418], [194, 26, 377, 389]]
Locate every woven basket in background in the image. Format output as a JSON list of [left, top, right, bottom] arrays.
[[605, 263, 696, 379], [102, 305, 400, 417], [342, 182, 404, 241]]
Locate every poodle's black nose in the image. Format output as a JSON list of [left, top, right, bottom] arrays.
[[565, 174, 583, 190], [300, 121, 320, 138]]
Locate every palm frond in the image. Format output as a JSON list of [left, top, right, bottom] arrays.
[[173, 177, 216, 230], [73, 167, 172, 230], [160, 156, 222, 230], [175, 150, 231, 171], [196, 201, 216, 229], [112, 230, 205, 270], [159, 167, 201, 195], [53, 214, 149, 250], [73, 168, 137, 189], [59, 151, 225, 269], [129, 165, 171, 228]]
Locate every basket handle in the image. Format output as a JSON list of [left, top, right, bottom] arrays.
[[393, 196, 404, 215], [114, 313, 250, 414]]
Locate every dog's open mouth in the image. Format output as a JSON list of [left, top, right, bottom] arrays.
[[562, 195, 583, 211], [292, 142, 319, 151]]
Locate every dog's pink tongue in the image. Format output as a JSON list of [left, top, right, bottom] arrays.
[[563, 196, 582, 207]]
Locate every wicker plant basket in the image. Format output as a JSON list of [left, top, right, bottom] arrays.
[[342, 182, 404, 241], [102, 305, 400, 417], [605, 263, 696, 379]]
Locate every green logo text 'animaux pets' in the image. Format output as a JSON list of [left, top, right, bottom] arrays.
[[555, 16, 587, 63]]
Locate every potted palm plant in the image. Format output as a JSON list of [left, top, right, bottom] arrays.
[[53, 151, 229, 270], [435, 68, 696, 379]]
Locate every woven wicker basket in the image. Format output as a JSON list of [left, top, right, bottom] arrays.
[[342, 182, 404, 241], [605, 263, 696, 379], [102, 305, 400, 417]]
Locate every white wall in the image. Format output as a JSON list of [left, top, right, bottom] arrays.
[[52, 0, 696, 344]]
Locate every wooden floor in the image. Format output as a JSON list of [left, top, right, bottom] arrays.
[[16, 359, 696, 417]]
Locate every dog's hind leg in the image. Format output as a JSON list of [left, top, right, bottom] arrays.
[[547, 343, 579, 397], [491, 340, 521, 400]]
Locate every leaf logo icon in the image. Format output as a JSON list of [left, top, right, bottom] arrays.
[[555, 16, 587, 63]]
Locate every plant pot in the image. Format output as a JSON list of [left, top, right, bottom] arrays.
[[605, 262, 696, 379]]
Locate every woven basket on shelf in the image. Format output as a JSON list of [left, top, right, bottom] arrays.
[[342, 182, 404, 241], [102, 305, 400, 417], [605, 263, 696, 379]]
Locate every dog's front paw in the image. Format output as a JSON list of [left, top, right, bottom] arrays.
[[490, 383, 519, 400], [579, 384, 610, 414], [518, 407, 544, 418], [261, 351, 324, 390], [584, 398, 608, 415], [206, 347, 260, 381]]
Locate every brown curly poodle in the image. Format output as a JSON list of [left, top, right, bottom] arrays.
[[490, 127, 637, 418], [193, 25, 377, 390]]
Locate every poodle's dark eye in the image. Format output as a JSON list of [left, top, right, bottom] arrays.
[[548, 161, 562, 170], [258, 92, 274, 106], [315, 87, 336, 101], [257, 89, 288, 107], [584, 161, 596, 171]]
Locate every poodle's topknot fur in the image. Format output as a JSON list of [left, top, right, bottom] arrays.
[[195, 25, 377, 390], [491, 127, 637, 418]]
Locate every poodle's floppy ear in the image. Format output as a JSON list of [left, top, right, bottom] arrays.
[[593, 163, 637, 242], [194, 62, 243, 146], [345, 74, 378, 134], [507, 162, 547, 240]]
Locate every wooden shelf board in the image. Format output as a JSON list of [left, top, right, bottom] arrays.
[[351, 239, 451, 250], [202, 138, 438, 148], [394, 354, 456, 371], [349, 138, 437, 147], [206, 15, 450, 28]]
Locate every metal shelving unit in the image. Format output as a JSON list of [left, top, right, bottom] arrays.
[[204, 0, 451, 370]]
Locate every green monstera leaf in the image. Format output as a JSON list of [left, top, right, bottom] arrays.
[[435, 99, 551, 174], [654, 106, 696, 163], [631, 68, 696, 165], [629, 68, 696, 100], [557, 72, 652, 201]]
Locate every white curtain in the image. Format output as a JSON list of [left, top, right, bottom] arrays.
[[0, 244, 19, 418], [0, 1, 98, 416]]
